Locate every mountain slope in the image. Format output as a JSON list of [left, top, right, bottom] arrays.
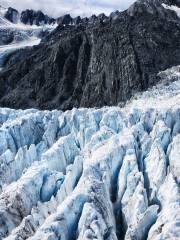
[[0, 65, 179, 240], [0, 6, 57, 71], [0, 0, 180, 110]]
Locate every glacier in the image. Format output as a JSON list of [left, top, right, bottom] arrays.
[[0, 65, 180, 240], [0, 6, 56, 71]]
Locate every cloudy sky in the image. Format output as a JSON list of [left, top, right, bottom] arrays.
[[1, 0, 136, 17]]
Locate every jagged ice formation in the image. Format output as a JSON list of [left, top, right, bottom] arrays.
[[0, 66, 179, 240]]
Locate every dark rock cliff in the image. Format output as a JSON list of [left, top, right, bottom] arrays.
[[20, 9, 55, 26], [0, 0, 180, 110], [4, 7, 19, 23]]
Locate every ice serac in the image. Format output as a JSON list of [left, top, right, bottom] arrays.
[[0, 65, 180, 239], [147, 173, 180, 240]]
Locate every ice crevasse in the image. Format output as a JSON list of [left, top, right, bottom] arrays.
[[0, 66, 180, 240]]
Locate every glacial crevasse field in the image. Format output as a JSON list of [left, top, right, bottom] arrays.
[[0, 66, 180, 240]]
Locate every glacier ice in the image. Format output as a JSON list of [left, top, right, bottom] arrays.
[[0, 66, 180, 239]]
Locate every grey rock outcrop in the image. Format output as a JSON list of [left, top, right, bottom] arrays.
[[20, 9, 55, 26], [0, 0, 180, 110], [57, 14, 73, 25], [4, 7, 19, 23]]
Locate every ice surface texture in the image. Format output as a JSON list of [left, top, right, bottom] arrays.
[[0, 66, 180, 239]]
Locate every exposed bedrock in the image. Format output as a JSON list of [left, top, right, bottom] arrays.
[[1, 0, 180, 109]]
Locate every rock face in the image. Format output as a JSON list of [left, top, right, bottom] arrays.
[[0, 65, 179, 240], [0, 5, 56, 46], [0, 0, 180, 110], [57, 14, 73, 25], [20, 9, 55, 26], [4, 7, 19, 23], [2, 6, 55, 26], [0, 6, 57, 70]]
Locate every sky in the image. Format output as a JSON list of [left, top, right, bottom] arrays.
[[0, 0, 136, 17]]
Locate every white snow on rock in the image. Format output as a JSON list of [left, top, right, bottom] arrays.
[[0, 66, 180, 239], [162, 3, 180, 18], [0, 8, 56, 71]]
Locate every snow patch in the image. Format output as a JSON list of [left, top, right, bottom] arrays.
[[162, 3, 180, 17]]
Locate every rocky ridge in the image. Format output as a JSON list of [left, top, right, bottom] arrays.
[[0, 5, 57, 71], [0, 0, 180, 110], [1, 6, 55, 26]]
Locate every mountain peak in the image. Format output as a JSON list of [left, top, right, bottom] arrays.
[[127, 0, 180, 16], [0, 0, 180, 110], [4, 7, 19, 23], [20, 9, 55, 26]]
